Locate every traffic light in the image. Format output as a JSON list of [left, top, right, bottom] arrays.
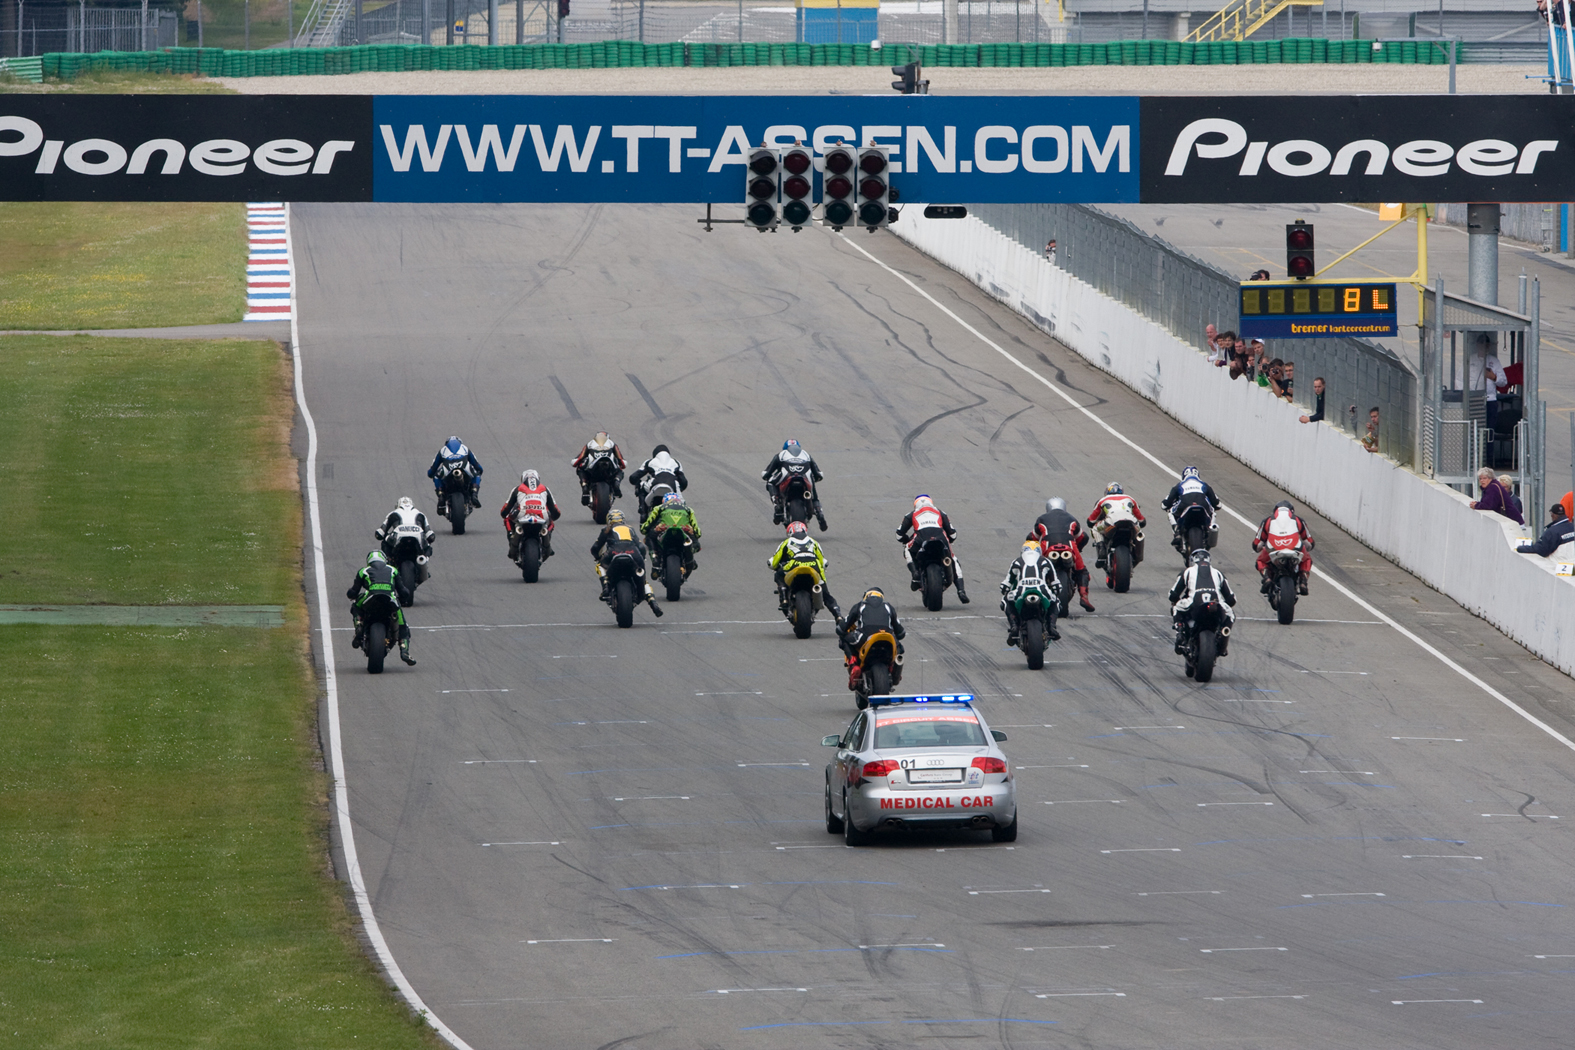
[[780, 146, 814, 230], [558, 0, 570, 17], [855, 146, 891, 230], [890, 59, 927, 94], [821, 144, 856, 229], [1286, 219, 1315, 279], [745, 147, 779, 232]]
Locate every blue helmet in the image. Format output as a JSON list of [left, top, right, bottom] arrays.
[[446, 436, 463, 454], [663, 492, 685, 509], [1181, 465, 1200, 481], [784, 439, 801, 453]]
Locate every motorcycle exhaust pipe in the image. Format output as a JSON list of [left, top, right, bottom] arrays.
[[943, 557, 953, 567], [416, 555, 429, 566], [1220, 625, 1232, 637], [812, 583, 822, 593]]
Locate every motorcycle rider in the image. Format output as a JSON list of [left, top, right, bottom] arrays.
[[427, 436, 484, 513], [571, 431, 628, 506], [1087, 483, 1147, 572], [376, 496, 435, 560], [1162, 466, 1220, 551], [1168, 548, 1236, 657], [767, 520, 844, 622], [500, 469, 562, 562], [629, 444, 689, 516], [1030, 497, 1095, 612], [837, 586, 905, 688], [590, 509, 663, 616], [1000, 539, 1061, 647], [641, 491, 702, 577], [762, 439, 828, 531], [347, 551, 416, 665], [896, 495, 971, 604], [1253, 499, 1315, 596]]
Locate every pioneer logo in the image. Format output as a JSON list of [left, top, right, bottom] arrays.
[[1164, 117, 1559, 179], [0, 115, 356, 177]]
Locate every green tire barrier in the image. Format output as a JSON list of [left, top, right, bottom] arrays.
[[39, 37, 1467, 80]]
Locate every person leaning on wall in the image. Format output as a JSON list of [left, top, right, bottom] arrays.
[[1470, 467, 1524, 524], [1517, 503, 1574, 558], [1299, 377, 1326, 424]]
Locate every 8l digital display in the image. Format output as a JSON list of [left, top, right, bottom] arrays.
[[1239, 281, 1399, 339]]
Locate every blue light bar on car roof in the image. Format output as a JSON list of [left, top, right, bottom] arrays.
[[867, 693, 976, 707]]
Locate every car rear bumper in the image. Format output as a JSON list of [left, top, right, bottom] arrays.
[[850, 785, 1015, 831]]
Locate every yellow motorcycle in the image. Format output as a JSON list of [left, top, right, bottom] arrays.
[[779, 558, 828, 639]]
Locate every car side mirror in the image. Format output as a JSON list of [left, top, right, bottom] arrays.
[[822, 735, 842, 747], [991, 730, 1008, 742]]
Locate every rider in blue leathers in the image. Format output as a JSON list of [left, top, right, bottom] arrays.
[[427, 436, 483, 514]]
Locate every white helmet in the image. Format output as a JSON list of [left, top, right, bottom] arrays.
[[521, 469, 540, 487], [914, 495, 936, 511], [1045, 497, 1066, 513], [591, 432, 613, 450], [397, 496, 414, 512]]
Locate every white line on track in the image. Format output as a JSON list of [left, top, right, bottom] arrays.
[[1043, 799, 1125, 805], [1200, 947, 1287, 953], [1392, 999, 1483, 1005], [1402, 854, 1484, 860], [1533, 954, 1575, 958], [839, 233, 1575, 757], [525, 938, 613, 944], [1302, 770, 1375, 775], [1301, 892, 1385, 898], [1198, 802, 1275, 807], [1392, 736, 1465, 742], [968, 888, 1051, 895], [1136, 890, 1221, 896], [291, 206, 479, 1050], [712, 987, 809, 994], [1036, 992, 1126, 997], [1018, 945, 1113, 951], [1206, 994, 1308, 1001], [1101, 848, 1181, 854], [484, 841, 561, 846]]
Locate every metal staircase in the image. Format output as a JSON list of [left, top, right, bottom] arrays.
[[1186, 0, 1322, 43], [295, 0, 353, 46]]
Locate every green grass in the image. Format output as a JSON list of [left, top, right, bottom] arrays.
[[0, 203, 246, 330], [0, 70, 237, 94], [0, 334, 440, 1048]]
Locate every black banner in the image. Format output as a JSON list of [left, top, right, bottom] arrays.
[[1140, 95, 1575, 204], [0, 96, 373, 202]]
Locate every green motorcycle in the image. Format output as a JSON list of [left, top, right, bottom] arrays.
[[1009, 576, 1062, 671]]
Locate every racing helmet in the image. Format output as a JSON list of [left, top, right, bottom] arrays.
[[663, 492, 685, 508], [397, 496, 414, 512], [445, 436, 462, 454], [1181, 466, 1200, 481], [367, 550, 387, 566], [652, 444, 669, 457], [863, 587, 885, 601], [591, 431, 612, 449], [1274, 499, 1295, 515], [1105, 483, 1124, 495], [1045, 497, 1066, 513], [521, 469, 540, 487], [606, 509, 625, 526], [914, 495, 935, 510], [1190, 548, 1211, 566], [1022, 538, 1039, 550], [784, 439, 801, 453], [786, 521, 809, 539]]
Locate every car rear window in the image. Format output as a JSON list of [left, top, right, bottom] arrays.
[[873, 714, 986, 750]]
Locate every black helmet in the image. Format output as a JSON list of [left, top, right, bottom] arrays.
[[1274, 499, 1295, 515], [1190, 548, 1211, 566], [652, 444, 669, 457]]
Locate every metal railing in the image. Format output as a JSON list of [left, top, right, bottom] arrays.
[[10, 6, 176, 56], [1186, 0, 1322, 43], [967, 201, 1417, 464]]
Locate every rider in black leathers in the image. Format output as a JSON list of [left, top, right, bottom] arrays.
[[837, 587, 906, 681], [1161, 465, 1221, 551]]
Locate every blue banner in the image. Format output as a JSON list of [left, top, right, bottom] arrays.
[[369, 95, 1140, 203]]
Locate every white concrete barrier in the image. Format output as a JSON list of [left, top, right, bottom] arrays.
[[895, 211, 1575, 677]]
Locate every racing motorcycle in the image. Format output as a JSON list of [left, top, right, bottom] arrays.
[[778, 553, 827, 640], [1041, 542, 1077, 618], [602, 546, 651, 628], [1178, 589, 1231, 683], [375, 522, 431, 606], [637, 473, 679, 520], [582, 451, 622, 525], [510, 500, 553, 584], [436, 462, 476, 534], [1098, 511, 1145, 594], [357, 591, 401, 675], [910, 532, 958, 612], [774, 464, 818, 527], [1173, 501, 1218, 562], [846, 628, 902, 710], [649, 522, 695, 603], [1009, 572, 1062, 671], [1261, 537, 1304, 626]]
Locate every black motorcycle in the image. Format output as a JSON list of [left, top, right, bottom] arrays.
[[1262, 545, 1302, 626], [1173, 501, 1217, 561], [1102, 518, 1144, 593], [603, 547, 654, 628], [357, 592, 401, 674], [911, 533, 957, 612], [437, 463, 475, 534], [583, 454, 622, 525], [774, 465, 817, 527], [1041, 542, 1077, 618], [376, 523, 430, 606], [650, 523, 695, 603], [1178, 591, 1231, 683], [638, 472, 680, 519], [511, 515, 552, 584]]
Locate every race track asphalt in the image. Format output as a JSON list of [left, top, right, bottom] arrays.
[[293, 202, 1575, 1050]]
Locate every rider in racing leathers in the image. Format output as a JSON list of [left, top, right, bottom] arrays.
[[500, 469, 562, 562], [896, 495, 971, 604], [427, 436, 483, 513], [1168, 548, 1236, 656], [629, 444, 689, 517], [762, 439, 828, 531], [1162, 465, 1220, 552], [347, 551, 416, 665], [571, 432, 628, 505], [376, 496, 435, 559], [1087, 483, 1147, 586], [1253, 499, 1314, 596], [767, 521, 843, 622], [837, 587, 906, 688], [1000, 539, 1061, 646], [1030, 497, 1095, 612], [590, 510, 662, 615], [641, 491, 702, 577]]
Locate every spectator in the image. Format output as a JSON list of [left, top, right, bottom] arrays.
[[1206, 324, 1227, 366], [1260, 359, 1289, 400], [1361, 407, 1380, 453], [1498, 475, 1524, 522], [1564, 491, 1575, 523], [1470, 467, 1524, 524], [1281, 361, 1295, 400], [1299, 376, 1326, 424], [1516, 503, 1573, 557], [1045, 239, 1057, 265], [1465, 333, 1503, 433], [1228, 338, 1251, 380], [1249, 269, 1272, 281]]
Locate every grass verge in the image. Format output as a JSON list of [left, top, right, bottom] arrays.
[[0, 334, 440, 1048], [0, 70, 236, 94], [0, 203, 246, 330]]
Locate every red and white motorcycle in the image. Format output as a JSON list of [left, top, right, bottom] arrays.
[[509, 490, 555, 583]]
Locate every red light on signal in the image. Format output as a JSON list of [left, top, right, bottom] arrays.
[[824, 151, 853, 176], [860, 177, 885, 200], [748, 177, 776, 201], [1287, 256, 1315, 278], [860, 152, 887, 175], [783, 151, 812, 176], [826, 176, 852, 199], [1287, 228, 1313, 250]]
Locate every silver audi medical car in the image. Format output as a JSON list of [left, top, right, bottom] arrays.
[[822, 693, 1017, 846]]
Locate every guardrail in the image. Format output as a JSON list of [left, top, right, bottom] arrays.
[[0, 55, 43, 81]]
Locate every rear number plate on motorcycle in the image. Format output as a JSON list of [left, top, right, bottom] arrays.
[[907, 769, 963, 784]]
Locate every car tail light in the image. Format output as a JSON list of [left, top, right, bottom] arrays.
[[972, 756, 1007, 774], [862, 760, 899, 778]]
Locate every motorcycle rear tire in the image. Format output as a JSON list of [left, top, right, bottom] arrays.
[[1021, 617, 1045, 670], [398, 560, 417, 606], [591, 483, 611, 525], [792, 590, 814, 639], [1193, 630, 1218, 683], [1185, 525, 1204, 558], [866, 662, 892, 699], [521, 537, 540, 583], [1277, 574, 1297, 625], [786, 497, 810, 525], [366, 621, 387, 675], [665, 553, 683, 602], [449, 496, 467, 535], [1111, 545, 1133, 593], [1056, 568, 1072, 618], [614, 579, 634, 628], [922, 563, 946, 612]]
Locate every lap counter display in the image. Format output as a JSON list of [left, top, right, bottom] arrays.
[[1238, 281, 1399, 339]]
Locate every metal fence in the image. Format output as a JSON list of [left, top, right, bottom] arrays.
[[8, 6, 176, 56], [967, 201, 1418, 464]]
